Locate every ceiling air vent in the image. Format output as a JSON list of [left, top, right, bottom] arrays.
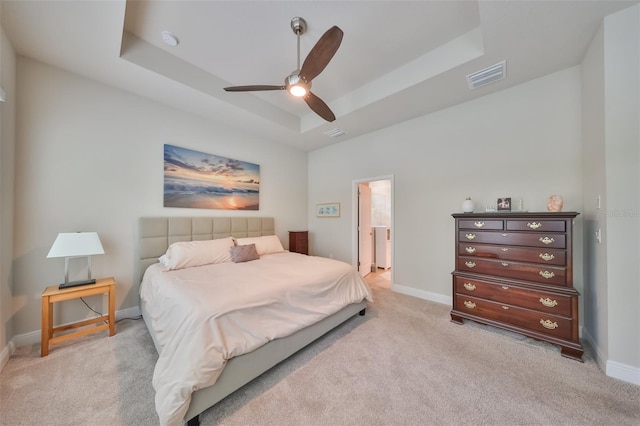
[[323, 128, 348, 138], [466, 60, 506, 90]]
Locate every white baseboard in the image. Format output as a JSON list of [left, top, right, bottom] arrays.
[[606, 360, 640, 386], [0, 340, 16, 373], [582, 326, 640, 385], [581, 326, 607, 371], [0, 345, 7, 371], [2, 305, 143, 361], [116, 305, 142, 321], [392, 283, 452, 306], [11, 329, 40, 348]]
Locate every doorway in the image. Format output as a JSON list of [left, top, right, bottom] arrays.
[[353, 176, 393, 289]]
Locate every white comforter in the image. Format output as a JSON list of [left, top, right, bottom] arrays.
[[140, 252, 372, 426]]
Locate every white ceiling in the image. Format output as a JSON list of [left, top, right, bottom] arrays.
[[2, 0, 637, 151]]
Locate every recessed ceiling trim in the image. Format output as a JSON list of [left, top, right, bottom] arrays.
[[120, 32, 299, 131], [300, 26, 485, 134], [466, 60, 506, 90]]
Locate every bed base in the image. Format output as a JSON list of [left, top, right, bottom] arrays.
[[142, 300, 367, 425]]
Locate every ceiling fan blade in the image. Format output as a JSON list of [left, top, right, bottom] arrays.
[[304, 92, 336, 122], [224, 85, 284, 92], [299, 26, 343, 82]]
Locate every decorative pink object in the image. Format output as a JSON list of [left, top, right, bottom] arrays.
[[547, 195, 563, 212]]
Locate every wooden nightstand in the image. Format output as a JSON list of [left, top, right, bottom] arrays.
[[289, 231, 309, 255], [41, 277, 116, 356]]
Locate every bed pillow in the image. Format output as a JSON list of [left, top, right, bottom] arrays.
[[235, 235, 285, 256], [158, 237, 235, 270], [230, 244, 259, 263]]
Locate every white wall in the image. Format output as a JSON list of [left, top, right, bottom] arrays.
[[602, 5, 640, 373], [0, 22, 16, 366], [581, 21, 609, 365], [582, 4, 640, 384], [309, 67, 584, 304], [11, 57, 308, 337]]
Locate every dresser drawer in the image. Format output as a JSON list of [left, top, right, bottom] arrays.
[[454, 276, 572, 317], [458, 257, 567, 286], [506, 220, 566, 232], [455, 294, 573, 340], [459, 231, 566, 248], [458, 244, 566, 266], [458, 219, 503, 230]]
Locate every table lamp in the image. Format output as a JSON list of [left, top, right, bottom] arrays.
[[47, 232, 105, 289]]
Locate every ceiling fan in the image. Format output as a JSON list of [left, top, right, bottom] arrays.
[[223, 17, 343, 122]]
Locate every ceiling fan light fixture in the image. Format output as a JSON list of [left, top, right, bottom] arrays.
[[225, 18, 342, 122], [285, 73, 310, 97], [289, 85, 307, 97]]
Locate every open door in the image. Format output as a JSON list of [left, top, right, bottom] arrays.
[[358, 183, 373, 277]]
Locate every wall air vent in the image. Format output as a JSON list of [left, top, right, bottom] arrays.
[[323, 128, 348, 138], [466, 60, 506, 90]]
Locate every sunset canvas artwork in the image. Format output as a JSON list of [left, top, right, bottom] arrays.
[[163, 144, 260, 210]]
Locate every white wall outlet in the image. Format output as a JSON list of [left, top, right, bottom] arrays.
[[595, 228, 602, 243]]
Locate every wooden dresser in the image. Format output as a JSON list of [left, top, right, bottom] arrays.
[[288, 231, 309, 255], [450, 212, 583, 361]]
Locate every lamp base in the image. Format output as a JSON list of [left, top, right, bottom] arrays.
[[59, 278, 96, 289]]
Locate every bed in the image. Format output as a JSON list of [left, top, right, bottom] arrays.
[[137, 217, 372, 426]]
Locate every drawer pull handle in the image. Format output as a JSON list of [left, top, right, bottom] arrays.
[[539, 236, 555, 245], [539, 271, 555, 279], [527, 222, 542, 229], [502, 306, 509, 310], [501, 286, 509, 290], [501, 248, 509, 252], [501, 262, 509, 267], [463, 283, 476, 291], [539, 297, 558, 308], [474, 221, 485, 228], [465, 261, 476, 268], [539, 253, 555, 261], [465, 247, 476, 254], [501, 233, 509, 237], [464, 301, 476, 309], [465, 233, 476, 240], [540, 319, 559, 330]]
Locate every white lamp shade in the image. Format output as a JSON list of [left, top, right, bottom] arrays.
[[47, 232, 105, 258]]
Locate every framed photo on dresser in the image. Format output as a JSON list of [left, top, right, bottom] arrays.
[[497, 197, 511, 211]]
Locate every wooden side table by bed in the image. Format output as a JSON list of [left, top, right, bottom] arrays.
[[288, 231, 309, 255], [41, 277, 116, 357]]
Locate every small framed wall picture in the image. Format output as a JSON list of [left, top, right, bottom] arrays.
[[316, 202, 340, 217], [497, 197, 512, 211]]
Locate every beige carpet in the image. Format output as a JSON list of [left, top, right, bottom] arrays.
[[1, 283, 639, 426]]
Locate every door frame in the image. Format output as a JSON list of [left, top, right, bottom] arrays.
[[352, 174, 394, 285]]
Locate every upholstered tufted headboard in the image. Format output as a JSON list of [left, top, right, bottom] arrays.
[[137, 217, 275, 284]]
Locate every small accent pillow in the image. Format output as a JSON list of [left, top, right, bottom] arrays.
[[235, 235, 284, 256], [230, 244, 259, 263], [158, 237, 235, 270]]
